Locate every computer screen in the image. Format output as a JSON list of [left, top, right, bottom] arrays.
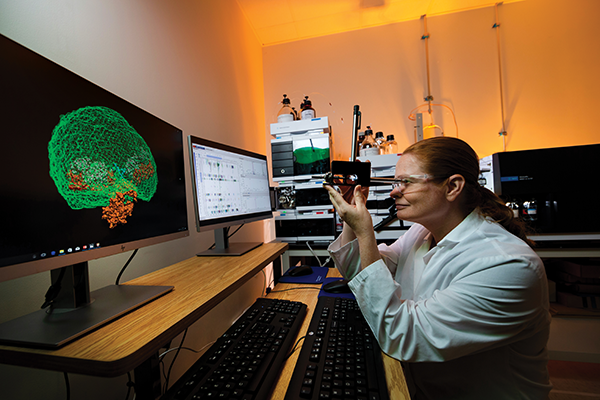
[[0, 34, 188, 348], [188, 136, 272, 256]]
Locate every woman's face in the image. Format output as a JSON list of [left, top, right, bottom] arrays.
[[391, 153, 449, 226]]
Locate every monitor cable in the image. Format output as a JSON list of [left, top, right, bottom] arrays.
[[41, 267, 66, 310], [115, 249, 139, 285], [207, 224, 245, 250]]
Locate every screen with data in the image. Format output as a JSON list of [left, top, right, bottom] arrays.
[[189, 136, 272, 231]]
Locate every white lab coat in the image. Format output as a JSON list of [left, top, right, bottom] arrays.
[[328, 210, 552, 400]]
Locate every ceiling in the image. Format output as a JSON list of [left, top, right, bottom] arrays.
[[236, 0, 521, 46]]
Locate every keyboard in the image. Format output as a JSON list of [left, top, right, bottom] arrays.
[[162, 298, 307, 400], [285, 296, 389, 400]]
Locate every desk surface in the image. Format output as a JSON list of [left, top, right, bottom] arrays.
[[266, 269, 411, 400], [0, 242, 411, 399], [0, 242, 288, 377]]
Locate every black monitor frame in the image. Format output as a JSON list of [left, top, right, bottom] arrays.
[[0, 34, 189, 348]]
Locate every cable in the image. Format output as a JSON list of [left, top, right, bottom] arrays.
[[159, 344, 211, 359], [269, 287, 322, 293], [115, 248, 139, 285], [163, 329, 188, 394], [124, 371, 135, 400], [421, 15, 434, 114], [408, 103, 459, 138], [208, 224, 245, 250], [63, 372, 71, 400], [412, 15, 459, 140], [261, 268, 273, 297], [41, 267, 66, 309], [305, 242, 323, 267], [494, 2, 508, 151], [285, 335, 307, 360]]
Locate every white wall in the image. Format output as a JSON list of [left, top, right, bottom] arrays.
[[0, 1, 268, 399], [262, 0, 600, 160]]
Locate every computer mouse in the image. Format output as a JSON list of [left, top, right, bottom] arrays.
[[322, 279, 352, 294], [288, 265, 313, 277]]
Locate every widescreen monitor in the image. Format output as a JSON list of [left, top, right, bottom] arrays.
[[188, 136, 273, 256], [0, 34, 188, 348]]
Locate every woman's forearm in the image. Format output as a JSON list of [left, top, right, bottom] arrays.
[[356, 230, 381, 270]]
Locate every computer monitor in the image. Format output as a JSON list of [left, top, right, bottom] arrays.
[[0, 34, 189, 348], [188, 136, 273, 256]]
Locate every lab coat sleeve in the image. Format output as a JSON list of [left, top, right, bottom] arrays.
[[349, 253, 548, 363], [327, 234, 405, 280]]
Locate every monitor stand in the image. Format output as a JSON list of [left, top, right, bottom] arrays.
[[196, 228, 263, 256], [0, 262, 173, 349]]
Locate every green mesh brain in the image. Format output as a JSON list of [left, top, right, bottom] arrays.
[[48, 106, 157, 228]]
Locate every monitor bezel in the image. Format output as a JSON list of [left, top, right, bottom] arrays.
[[0, 33, 190, 284]]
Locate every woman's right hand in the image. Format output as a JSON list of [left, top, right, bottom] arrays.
[[324, 184, 372, 238]]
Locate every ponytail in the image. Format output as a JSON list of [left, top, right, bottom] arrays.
[[467, 184, 535, 247]]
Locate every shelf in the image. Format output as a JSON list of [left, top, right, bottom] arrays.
[[536, 248, 600, 258]]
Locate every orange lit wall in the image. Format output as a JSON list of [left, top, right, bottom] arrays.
[[262, 0, 600, 160]]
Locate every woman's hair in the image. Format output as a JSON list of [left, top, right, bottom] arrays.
[[403, 137, 534, 246]]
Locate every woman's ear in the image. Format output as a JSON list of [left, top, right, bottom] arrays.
[[445, 174, 465, 202]]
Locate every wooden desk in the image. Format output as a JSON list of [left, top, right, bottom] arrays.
[[266, 269, 411, 400], [0, 242, 288, 397], [0, 242, 411, 399]]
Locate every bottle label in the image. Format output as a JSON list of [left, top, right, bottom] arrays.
[[278, 113, 294, 123], [359, 147, 380, 157], [301, 109, 315, 120]]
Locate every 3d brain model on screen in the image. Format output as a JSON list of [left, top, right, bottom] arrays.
[[48, 106, 157, 228]]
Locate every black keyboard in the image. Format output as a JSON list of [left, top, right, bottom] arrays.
[[162, 298, 307, 400], [285, 297, 389, 400]]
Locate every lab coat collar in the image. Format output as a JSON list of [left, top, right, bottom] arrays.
[[438, 209, 483, 248], [423, 209, 483, 264]]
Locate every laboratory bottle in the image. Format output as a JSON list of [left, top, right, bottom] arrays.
[[382, 134, 399, 154], [375, 132, 385, 154], [522, 199, 538, 222], [300, 96, 316, 120], [359, 126, 380, 157], [356, 132, 365, 157], [277, 94, 295, 123], [505, 200, 520, 218]]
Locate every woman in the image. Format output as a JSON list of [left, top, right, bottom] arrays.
[[324, 137, 551, 400]]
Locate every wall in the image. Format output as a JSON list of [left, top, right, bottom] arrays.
[[262, 0, 600, 160], [0, 1, 268, 399]]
